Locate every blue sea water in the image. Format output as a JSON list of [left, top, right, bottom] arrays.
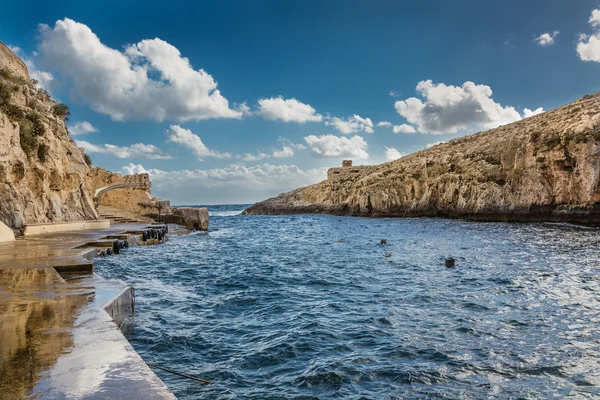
[[94, 205, 600, 399]]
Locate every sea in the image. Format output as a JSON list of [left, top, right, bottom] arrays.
[[93, 204, 600, 399]]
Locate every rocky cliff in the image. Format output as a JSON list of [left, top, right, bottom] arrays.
[[0, 44, 98, 233], [247, 93, 600, 222]]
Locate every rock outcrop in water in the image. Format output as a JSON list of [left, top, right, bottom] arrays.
[[247, 93, 600, 222]]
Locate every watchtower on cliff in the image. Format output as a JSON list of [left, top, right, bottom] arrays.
[[342, 160, 353, 168]]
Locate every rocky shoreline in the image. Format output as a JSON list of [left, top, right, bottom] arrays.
[[247, 92, 600, 223]]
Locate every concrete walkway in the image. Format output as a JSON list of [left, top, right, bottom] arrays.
[[0, 223, 176, 399]]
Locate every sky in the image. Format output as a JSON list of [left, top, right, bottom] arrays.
[[2, 0, 600, 204]]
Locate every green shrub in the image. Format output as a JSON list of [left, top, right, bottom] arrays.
[[52, 103, 70, 120], [411, 173, 421, 180], [0, 82, 11, 106], [26, 112, 45, 136], [19, 120, 35, 158], [0, 68, 12, 80], [2, 104, 24, 120], [37, 143, 49, 163], [83, 153, 92, 167]]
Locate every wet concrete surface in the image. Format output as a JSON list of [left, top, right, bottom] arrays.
[[0, 223, 175, 399]]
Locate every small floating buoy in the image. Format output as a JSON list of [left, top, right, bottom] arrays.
[[445, 258, 455, 268], [106, 247, 113, 256], [339, 239, 345, 243], [381, 239, 387, 245], [113, 240, 121, 255], [384, 252, 392, 258], [123, 240, 129, 248]]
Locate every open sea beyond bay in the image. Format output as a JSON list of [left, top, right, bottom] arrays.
[[94, 205, 600, 399]]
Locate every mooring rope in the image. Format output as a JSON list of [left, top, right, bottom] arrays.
[[146, 362, 212, 385]]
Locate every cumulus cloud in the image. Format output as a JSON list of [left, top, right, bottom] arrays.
[[577, 9, 600, 62], [121, 163, 328, 204], [76, 140, 171, 159], [535, 31, 559, 46], [384, 147, 404, 161], [378, 120, 417, 134], [326, 114, 374, 134], [304, 134, 369, 159], [167, 125, 231, 160], [523, 107, 544, 118], [257, 97, 322, 123], [272, 145, 294, 158], [394, 80, 526, 134], [68, 121, 97, 135], [37, 18, 241, 122], [236, 152, 269, 162], [392, 124, 417, 134]]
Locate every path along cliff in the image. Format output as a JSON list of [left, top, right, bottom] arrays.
[[247, 93, 600, 222]]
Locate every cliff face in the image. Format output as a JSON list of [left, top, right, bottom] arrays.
[[247, 93, 600, 222], [0, 46, 97, 232]]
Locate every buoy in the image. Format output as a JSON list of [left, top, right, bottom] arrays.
[[98, 250, 105, 258], [445, 258, 455, 268], [381, 239, 387, 245], [123, 240, 129, 248], [107, 248, 113, 256], [142, 231, 148, 242], [113, 240, 120, 255], [339, 239, 345, 243], [384, 252, 392, 258]]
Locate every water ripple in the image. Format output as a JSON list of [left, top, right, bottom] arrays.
[[95, 206, 600, 399]]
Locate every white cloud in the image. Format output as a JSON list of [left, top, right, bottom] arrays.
[[76, 140, 171, 159], [304, 134, 369, 159], [257, 96, 322, 123], [392, 124, 417, 134], [121, 163, 328, 204], [535, 31, 559, 46], [37, 18, 241, 122], [167, 125, 231, 160], [426, 141, 446, 149], [377, 121, 392, 128], [523, 107, 544, 118], [68, 121, 98, 135], [384, 147, 404, 161], [236, 152, 269, 162], [272, 145, 294, 158], [326, 114, 374, 134], [389, 90, 399, 97], [577, 9, 600, 62], [395, 80, 524, 134]]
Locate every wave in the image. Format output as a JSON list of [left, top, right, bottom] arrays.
[[210, 210, 245, 217]]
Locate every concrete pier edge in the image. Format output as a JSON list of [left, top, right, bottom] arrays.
[[0, 222, 178, 399]]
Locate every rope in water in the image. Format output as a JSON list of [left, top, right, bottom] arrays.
[[146, 362, 212, 385]]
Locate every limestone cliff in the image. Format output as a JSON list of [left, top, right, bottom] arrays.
[[247, 93, 600, 222], [0, 44, 97, 232]]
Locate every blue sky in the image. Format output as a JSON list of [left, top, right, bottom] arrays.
[[2, 0, 600, 204]]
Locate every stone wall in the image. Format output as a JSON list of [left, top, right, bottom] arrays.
[[0, 42, 28, 81]]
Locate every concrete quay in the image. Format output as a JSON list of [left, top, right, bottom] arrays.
[[0, 223, 176, 399]]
